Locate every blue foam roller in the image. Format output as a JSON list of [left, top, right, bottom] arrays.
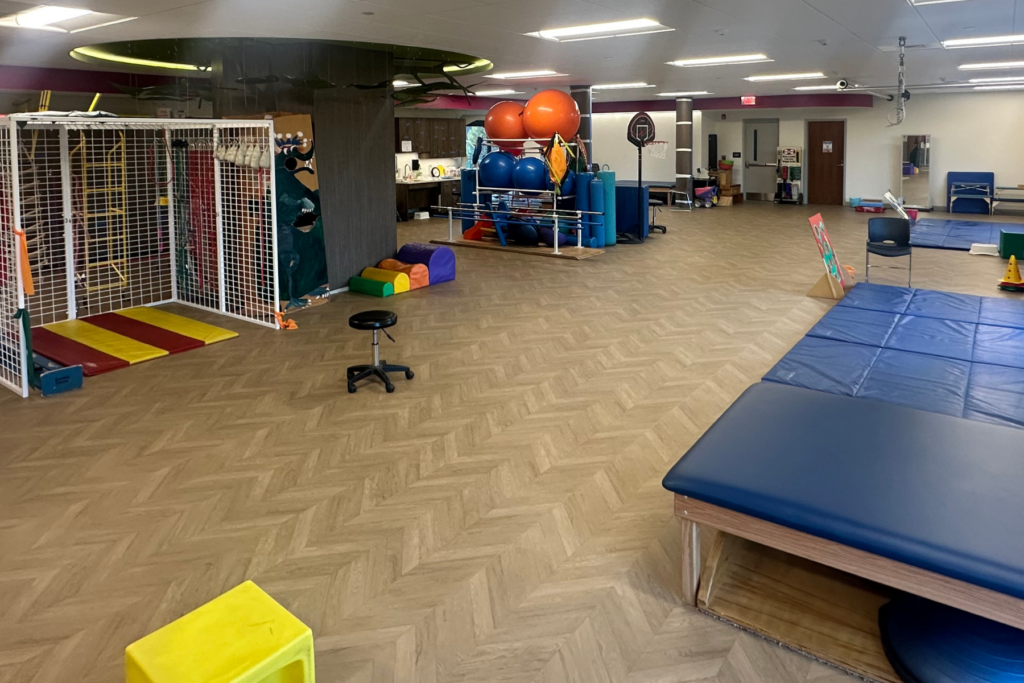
[[597, 170, 617, 246], [589, 179, 606, 248], [880, 595, 1024, 683], [576, 172, 593, 241]]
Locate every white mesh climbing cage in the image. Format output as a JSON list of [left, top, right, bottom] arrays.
[[0, 115, 281, 398]]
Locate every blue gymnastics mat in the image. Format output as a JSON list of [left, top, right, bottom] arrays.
[[764, 283, 1024, 428], [910, 218, 1024, 250]]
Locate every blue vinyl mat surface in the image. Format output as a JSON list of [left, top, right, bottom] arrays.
[[767, 283, 1024, 427], [910, 218, 1024, 250]]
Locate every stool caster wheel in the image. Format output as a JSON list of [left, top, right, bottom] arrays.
[[348, 383, 357, 394], [386, 383, 396, 394], [405, 370, 415, 380]]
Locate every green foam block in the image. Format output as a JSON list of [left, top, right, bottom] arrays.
[[1000, 230, 1024, 259], [349, 276, 394, 297]]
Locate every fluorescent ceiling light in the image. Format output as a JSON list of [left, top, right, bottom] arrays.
[[488, 70, 565, 80], [969, 76, 1024, 83], [657, 91, 710, 97], [0, 6, 136, 33], [524, 18, 673, 42], [745, 72, 826, 82], [959, 60, 1024, 70], [669, 54, 772, 67], [793, 84, 841, 90], [943, 34, 1024, 48], [472, 89, 524, 96], [15, 5, 90, 28], [70, 46, 206, 72], [975, 84, 1024, 90], [908, 0, 970, 5], [592, 82, 655, 90], [393, 80, 410, 87]]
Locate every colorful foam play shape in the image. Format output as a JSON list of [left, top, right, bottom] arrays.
[[478, 150, 516, 189], [377, 259, 430, 289], [126, 580, 314, 683], [349, 276, 394, 297], [361, 267, 411, 293], [395, 243, 456, 285], [512, 157, 548, 191], [484, 101, 526, 154], [522, 89, 580, 141]]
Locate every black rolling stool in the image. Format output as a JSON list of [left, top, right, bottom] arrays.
[[347, 310, 414, 394]]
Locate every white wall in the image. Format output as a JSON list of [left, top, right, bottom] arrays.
[[591, 111, 676, 182], [693, 91, 1024, 204]]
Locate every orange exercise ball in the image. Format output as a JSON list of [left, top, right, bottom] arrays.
[[484, 101, 526, 153], [522, 90, 580, 141]]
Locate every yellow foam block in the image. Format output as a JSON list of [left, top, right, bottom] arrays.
[[46, 320, 168, 364], [126, 580, 314, 683], [361, 267, 410, 294], [118, 307, 238, 345]]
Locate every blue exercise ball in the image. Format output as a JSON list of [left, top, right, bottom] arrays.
[[478, 151, 516, 189], [562, 170, 576, 197], [513, 157, 548, 191]]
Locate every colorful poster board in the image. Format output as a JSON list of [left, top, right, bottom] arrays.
[[809, 213, 849, 289]]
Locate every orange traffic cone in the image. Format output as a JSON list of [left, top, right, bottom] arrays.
[[999, 256, 1024, 292]]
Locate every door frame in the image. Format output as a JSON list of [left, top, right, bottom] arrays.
[[742, 118, 780, 200], [805, 118, 848, 206]]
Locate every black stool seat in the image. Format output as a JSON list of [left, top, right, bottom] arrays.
[[349, 310, 397, 330], [347, 310, 412, 394]]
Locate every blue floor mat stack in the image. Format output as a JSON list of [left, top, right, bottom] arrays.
[[764, 283, 1024, 429], [910, 218, 1024, 250]]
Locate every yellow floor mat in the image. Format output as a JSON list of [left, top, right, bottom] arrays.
[[116, 307, 239, 345], [46, 320, 168, 364]]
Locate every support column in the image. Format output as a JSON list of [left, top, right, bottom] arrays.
[[675, 98, 693, 204], [570, 85, 593, 169]]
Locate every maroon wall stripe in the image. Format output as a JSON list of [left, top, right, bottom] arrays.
[[0, 65, 188, 94]]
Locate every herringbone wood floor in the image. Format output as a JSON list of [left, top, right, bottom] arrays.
[[0, 203, 1017, 683]]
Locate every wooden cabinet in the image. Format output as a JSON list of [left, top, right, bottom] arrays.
[[430, 119, 449, 157], [448, 119, 466, 157], [439, 181, 455, 208], [394, 117, 467, 157], [395, 118, 415, 152]]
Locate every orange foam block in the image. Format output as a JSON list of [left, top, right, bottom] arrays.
[[377, 259, 430, 290]]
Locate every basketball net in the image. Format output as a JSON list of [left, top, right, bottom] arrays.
[[645, 141, 668, 160]]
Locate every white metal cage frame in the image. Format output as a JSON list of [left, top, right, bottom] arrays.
[[0, 116, 280, 398]]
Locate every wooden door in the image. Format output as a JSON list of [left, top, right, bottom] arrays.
[[412, 118, 430, 154], [808, 121, 845, 205], [395, 118, 415, 153]]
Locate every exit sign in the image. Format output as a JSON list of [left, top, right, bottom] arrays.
[[741, 96, 757, 106]]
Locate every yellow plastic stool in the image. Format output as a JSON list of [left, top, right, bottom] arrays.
[[126, 581, 314, 683]]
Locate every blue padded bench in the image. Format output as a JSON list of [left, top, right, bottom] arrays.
[[663, 382, 1024, 631], [764, 283, 1024, 429]]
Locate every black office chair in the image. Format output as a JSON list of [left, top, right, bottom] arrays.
[[866, 217, 912, 286], [347, 310, 414, 394]]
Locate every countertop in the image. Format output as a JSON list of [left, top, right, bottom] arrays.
[[396, 177, 460, 185]]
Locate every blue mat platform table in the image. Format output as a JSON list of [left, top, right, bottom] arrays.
[[767, 283, 1024, 427], [663, 382, 1024, 680], [910, 218, 1024, 250]]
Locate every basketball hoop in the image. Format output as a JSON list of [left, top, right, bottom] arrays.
[[645, 141, 668, 160]]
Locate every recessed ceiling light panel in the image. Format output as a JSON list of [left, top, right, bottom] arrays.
[[472, 89, 524, 96], [0, 5, 136, 33], [488, 70, 566, 80], [959, 60, 1024, 70], [525, 18, 673, 42], [668, 54, 772, 67], [943, 33, 1024, 48], [745, 72, 826, 82], [657, 91, 710, 96], [591, 82, 655, 90]]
